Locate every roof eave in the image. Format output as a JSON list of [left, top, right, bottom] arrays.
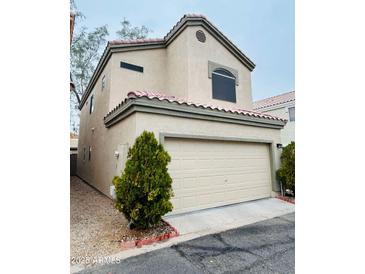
[[164, 16, 255, 71], [104, 97, 286, 129], [79, 42, 167, 109], [79, 15, 256, 109]]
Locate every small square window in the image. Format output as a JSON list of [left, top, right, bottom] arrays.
[[120, 61, 144, 73], [102, 75, 106, 91], [288, 107, 295, 122], [89, 95, 94, 114]]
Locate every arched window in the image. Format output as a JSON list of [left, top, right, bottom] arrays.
[[212, 68, 236, 102]]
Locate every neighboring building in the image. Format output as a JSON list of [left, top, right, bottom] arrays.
[[253, 91, 295, 146], [77, 14, 287, 214]]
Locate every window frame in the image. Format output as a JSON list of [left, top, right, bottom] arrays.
[[120, 61, 144, 73], [288, 107, 295, 122], [89, 94, 94, 114], [101, 75, 106, 91], [211, 68, 237, 103]]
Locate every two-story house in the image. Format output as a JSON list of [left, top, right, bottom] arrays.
[[77, 14, 287, 214], [253, 91, 295, 146]]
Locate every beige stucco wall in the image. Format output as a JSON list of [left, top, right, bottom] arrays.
[[77, 112, 136, 196], [108, 49, 167, 111], [78, 106, 283, 198], [260, 104, 295, 146], [135, 112, 282, 194], [77, 24, 277, 199], [77, 59, 138, 196], [166, 29, 189, 99], [185, 26, 253, 110], [104, 26, 253, 112]]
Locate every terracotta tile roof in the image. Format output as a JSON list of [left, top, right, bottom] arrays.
[[253, 91, 295, 110], [80, 14, 256, 109], [163, 14, 207, 40], [108, 38, 164, 46], [105, 91, 286, 122]]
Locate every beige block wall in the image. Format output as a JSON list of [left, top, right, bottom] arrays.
[[108, 48, 167, 111]]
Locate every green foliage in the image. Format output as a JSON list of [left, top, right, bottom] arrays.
[[71, 25, 109, 96], [116, 18, 152, 40], [276, 142, 295, 194], [113, 131, 173, 229], [70, 25, 108, 133]]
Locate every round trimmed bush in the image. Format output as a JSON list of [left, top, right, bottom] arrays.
[[113, 131, 173, 229]]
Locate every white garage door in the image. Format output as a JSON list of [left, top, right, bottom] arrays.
[[165, 138, 272, 214]]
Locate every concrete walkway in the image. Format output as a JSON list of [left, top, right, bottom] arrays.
[[165, 198, 295, 236]]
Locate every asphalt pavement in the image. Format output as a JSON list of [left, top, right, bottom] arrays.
[[79, 212, 295, 274]]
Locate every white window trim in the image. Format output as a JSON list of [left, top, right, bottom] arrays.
[[212, 71, 236, 80], [208, 61, 239, 85]]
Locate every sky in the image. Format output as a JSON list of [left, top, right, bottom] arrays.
[[74, 0, 294, 101]]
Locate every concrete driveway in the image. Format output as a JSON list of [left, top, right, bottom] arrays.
[[165, 198, 294, 237], [79, 212, 295, 274]]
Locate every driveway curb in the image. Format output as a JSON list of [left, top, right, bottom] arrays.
[[120, 221, 179, 249]]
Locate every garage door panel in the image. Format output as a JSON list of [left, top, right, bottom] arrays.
[[174, 189, 270, 213], [174, 180, 270, 198], [170, 168, 269, 181], [169, 158, 269, 171], [165, 138, 272, 214]]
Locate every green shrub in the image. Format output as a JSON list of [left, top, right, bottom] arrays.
[[113, 131, 173, 229], [276, 142, 295, 195]]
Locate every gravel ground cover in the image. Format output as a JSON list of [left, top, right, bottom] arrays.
[[70, 176, 174, 267]]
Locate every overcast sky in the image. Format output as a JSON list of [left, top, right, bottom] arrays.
[[75, 0, 294, 101]]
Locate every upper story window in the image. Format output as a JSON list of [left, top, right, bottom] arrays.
[[288, 107, 295, 122], [89, 94, 94, 114], [88, 146, 92, 161], [120, 61, 144, 73], [83, 147, 86, 161], [212, 69, 236, 103], [101, 75, 106, 91]]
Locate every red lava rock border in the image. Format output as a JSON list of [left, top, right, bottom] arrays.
[[277, 195, 295, 204], [120, 220, 179, 250]]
